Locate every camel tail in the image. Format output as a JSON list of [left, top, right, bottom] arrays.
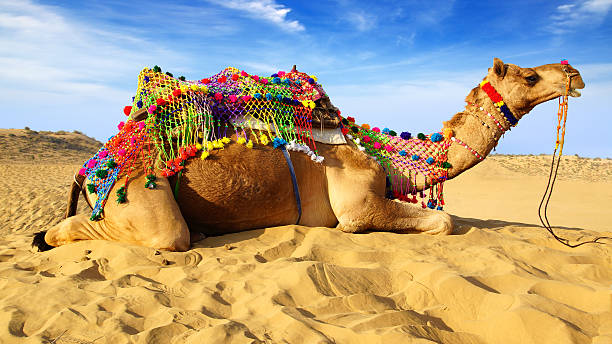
[[66, 173, 86, 219]]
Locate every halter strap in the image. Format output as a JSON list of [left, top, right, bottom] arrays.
[[276, 141, 302, 225]]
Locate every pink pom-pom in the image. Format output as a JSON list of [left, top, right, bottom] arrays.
[[373, 142, 382, 149], [117, 149, 126, 156], [78, 168, 87, 176], [372, 127, 381, 133], [98, 151, 108, 158], [214, 93, 223, 101], [277, 71, 286, 77], [228, 95, 238, 103], [251, 75, 259, 82], [242, 95, 252, 102], [87, 159, 97, 168], [241, 71, 248, 77], [118, 121, 125, 130], [384, 144, 393, 152], [561, 60, 569, 65], [148, 105, 157, 114], [261, 78, 269, 84], [138, 122, 146, 130], [363, 136, 371, 143]]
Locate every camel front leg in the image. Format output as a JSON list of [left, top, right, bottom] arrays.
[[333, 192, 453, 235], [36, 174, 191, 252]]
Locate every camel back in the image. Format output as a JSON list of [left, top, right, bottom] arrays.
[[78, 66, 333, 220]]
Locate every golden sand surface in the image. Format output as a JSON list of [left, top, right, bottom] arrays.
[[0, 129, 610, 343]]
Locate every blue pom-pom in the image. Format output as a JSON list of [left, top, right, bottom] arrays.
[[430, 133, 443, 142], [272, 77, 281, 84], [436, 206, 443, 211], [399, 150, 407, 156], [426, 157, 435, 164], [266, 93, 273, 101], [144, 76, 150, 83], [271, 73, 278, 77], [254, 93, 262, 99], [412, 154, 419, 161], [283, 96, 292, 104], [308, 78, 315, 84], [427, 200, 435, 209], [400, 132, 412, 140], [273, 137, 287, 149], [283, 79, 291, 85], [136, 100, 143, 108], [292, 99, 300, 106], [382, 128, 390, 134]]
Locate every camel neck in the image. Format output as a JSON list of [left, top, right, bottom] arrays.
[[443, 85, 518, 179]]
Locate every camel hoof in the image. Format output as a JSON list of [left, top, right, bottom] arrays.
[[32, 231, 54, 252]]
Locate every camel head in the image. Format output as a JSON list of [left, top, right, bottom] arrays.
[[485, 58, 585, 117]]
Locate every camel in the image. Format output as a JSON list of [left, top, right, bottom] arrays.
[[33, 58, 585, 252]]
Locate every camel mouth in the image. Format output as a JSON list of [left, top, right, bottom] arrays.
[[569, 88, 581, 97]]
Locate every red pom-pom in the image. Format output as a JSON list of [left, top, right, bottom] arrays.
[[156, 98, 166, 106], [241, 71, 249, 77], [347, 116, 355, 122], [231, 74, 239, 81], [172, 89, 181, 97], [214, 93, 223, 101], [228, 95, 238, 103], [202, 78, 210, 84], [123, 106, 132, 116], [341, 127, 349, 135], [218, 75, 227, 83]]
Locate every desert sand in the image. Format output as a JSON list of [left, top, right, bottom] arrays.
[[0, 129, 610, 343]]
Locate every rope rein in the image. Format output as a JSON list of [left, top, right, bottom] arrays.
[[537, 69, 612, 248]]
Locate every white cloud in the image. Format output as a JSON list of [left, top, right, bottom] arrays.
[[346, 11, 377, 32], [206, 0, 304, 32], [548, 0, 612, 34]]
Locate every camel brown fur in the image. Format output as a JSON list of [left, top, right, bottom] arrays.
[[38, 58, 585, 252]]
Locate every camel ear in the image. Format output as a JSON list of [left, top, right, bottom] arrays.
[[493, 58, 507, 78]]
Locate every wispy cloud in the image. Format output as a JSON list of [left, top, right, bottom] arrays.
[[548, 0, 612, 34], [346, 11, 377, 31], [206, 0, 304, 32]]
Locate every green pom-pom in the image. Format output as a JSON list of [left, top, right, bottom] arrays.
[[106, 159, 117, 169], [145, 174, 157, 189], [87, 183, 96, 194], [165, 71, 174, 77], [179, 76, 186, 81], [90, 210, 102, 221], [95, 169, 108, 179], [442, 162, 452, 169], [388, 130, 397, 137], [153, 65, 161, 73], [116, 186, 127, 204], [417, 133, 426, 140]]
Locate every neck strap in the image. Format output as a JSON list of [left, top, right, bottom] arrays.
[[480, 80, 518, 126]]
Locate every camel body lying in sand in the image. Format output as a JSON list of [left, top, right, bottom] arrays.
[[34, 58, 584, 252]]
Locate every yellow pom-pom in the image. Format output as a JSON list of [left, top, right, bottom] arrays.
[[212, 140, 224, 149], [180, 85, 188, 93], [311, 75, 318, 82], [246, 140, 253, 149], [362, 123, 371, 130], [200, 151, 209, 160], [196, 143, 202, 150], [200, 85, 208, 93], [207, 142, 214, 151], [260, 134, 270, 145], [198, 132, 204, 138], [237, 137, 246, 144], [443, 128, 454, 139], [221, 137, 231, 144], [308, 101, 315, 109], [190, 84, 199, 91], [301, 100, 309, 108]]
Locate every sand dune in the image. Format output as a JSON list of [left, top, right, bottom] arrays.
[[0, 130, 610, 343]]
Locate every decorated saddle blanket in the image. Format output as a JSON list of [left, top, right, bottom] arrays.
[[79, 66, 453, 220]]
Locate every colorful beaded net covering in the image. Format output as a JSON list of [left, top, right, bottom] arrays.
[[79, 66, 454, 220]]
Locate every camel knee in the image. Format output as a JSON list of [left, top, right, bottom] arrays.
[[45, 215, 92, 247], [146, 225, 190, 252], [423, 211, 453, 235]]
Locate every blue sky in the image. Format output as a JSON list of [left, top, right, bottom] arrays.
[[1, 0, 611, 157]]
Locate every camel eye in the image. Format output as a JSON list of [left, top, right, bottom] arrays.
[[525, 75, 538, 83]]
